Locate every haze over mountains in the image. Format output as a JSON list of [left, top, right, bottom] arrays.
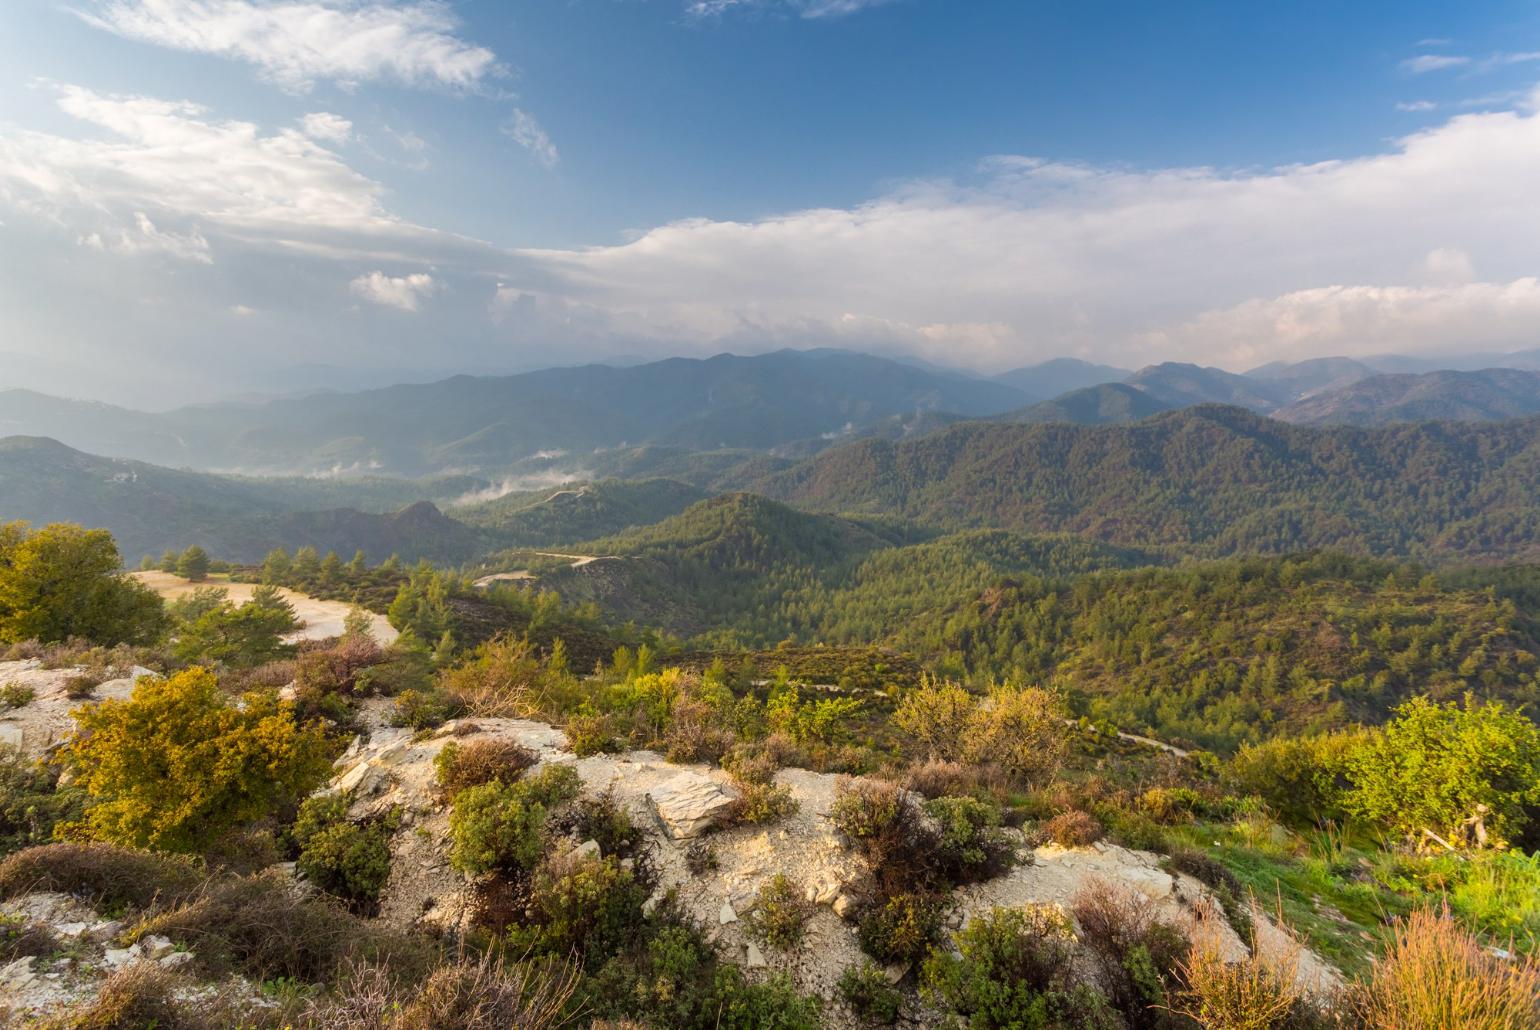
[[8, 347, 1540, 481]]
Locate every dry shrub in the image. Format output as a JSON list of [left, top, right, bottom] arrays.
[[221, 659, 297, 694], [725, 779, 799, 826], [63, 674, 100, 700], [831, 777, 943, 896], [902, 759, 1004, 801], [433, 738, 538, 799], [661, 693, 735, 764], [136, 871, 431, 984], [722, 734, 800, 785], [38, 964, 204, 1030], [304, 953, 579, 1030], [1354, 906, 1540, 1029], [1071, 877, 1189, 1025], [294, 634, 384, 701], [1042, 809, 1104, 848], [0, 843, 203, 911], [0, 914, 57, 963], [1173, 904, 1308, 1030], [436, 636, 545, 718], [960, 686, 1067, 787]]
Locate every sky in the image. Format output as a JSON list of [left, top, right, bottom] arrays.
[[3, 1, 1540, 405]]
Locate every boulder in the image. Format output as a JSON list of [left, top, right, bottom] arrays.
[[646, 772, 738, 839]]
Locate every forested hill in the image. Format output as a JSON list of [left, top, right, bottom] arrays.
[[753, 405, 1540, 561]]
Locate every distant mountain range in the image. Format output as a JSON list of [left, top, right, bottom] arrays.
[[9, 349, 1540, 481]]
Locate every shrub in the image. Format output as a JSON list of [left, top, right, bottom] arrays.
[[892, 678, 974, 762], [837, 960, 903, 1025], [137, 871, 427, 984], [922, 905, 1109, 1029], [555, 789, 649, 868], [63, 674, 99, 700], [305, 954, 579, 1030], [685, 839, 719, 875], [1353, 906, 1540, 1029], [1227, 731, 1360, 828], [745, 874, 813, 952], [433, 738, 538, 798], [0, 683, 34, 709], [857, 891, 948, 966], [925, 795, 1015, 884], [391, 687, 467, 730], [832, 777, 943, 896], [727, 779, 799, 826], [903, 759, 1004, 801], [1344, 695, 1540, 848], [448, 764, 580, 875], [61, 668, 331, 854], [1042, 809, 1104, 848], [1138, 786, 1206, 824], [435, 635, 545, 718], [1165, 849, 1253, 941], [292, 794, 397, 912], [703, 966, 823, 1029], [565, 708, 619, 756], [0, 842, 202, 911], [294, 633, 384, 702], [960, 686, 1067, 787], [0, 912, 57, 963], [1173, 905, 1312, 1030], [1071, 878, 1189, 1025], [508, 852, 650, 967], [0, 747, 84, 855], [172, 590, 299, 669], [37, 963, 205, 1030]]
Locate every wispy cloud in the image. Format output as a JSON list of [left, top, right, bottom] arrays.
[[685, 0, 894, 20], [349, 270, 438, 310], [503, 108, 559, 168], [1401, 53, 1470, 73], [1395, 100, 1436, 112], [77, 0, 500, 91]]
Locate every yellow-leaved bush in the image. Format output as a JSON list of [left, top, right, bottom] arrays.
[[60, 667, 331, 854]]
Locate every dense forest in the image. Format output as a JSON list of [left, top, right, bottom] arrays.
[[753, 406, 1540, 560]]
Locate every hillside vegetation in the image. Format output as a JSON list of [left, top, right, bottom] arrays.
[[755, 406, 1540, 560]]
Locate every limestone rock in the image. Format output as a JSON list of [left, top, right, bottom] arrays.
[[646, 773, 737, 839], [745, 942, 767, 968], [0, 957, 35, 991], [719, 902, 738, 925]]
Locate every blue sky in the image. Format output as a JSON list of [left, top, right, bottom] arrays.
[[3, 0, 1540, 404]]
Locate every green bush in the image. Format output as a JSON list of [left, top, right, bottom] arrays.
[[291, 793, 396, 912], [837, 960, 903, 1025], [857, 891, 948, 966], [923, 905, 1112, 1029], [1071, 878, 1189, 1026], [1344, 695, 1540, 847], [0, 747, 83, 855], [508, 852, 649, 968], [1227, 731, 1361, 828], [728, 779, 799, 826], [391, 687, 467, 730], [447, 764, 580, 875], [926, 795, 1015, 884], [60, 668, 331, 854], [0, 683, 34, 710], [745, 874, 812, 952]]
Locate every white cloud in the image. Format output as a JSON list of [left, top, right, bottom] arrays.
[[81, 210, 212, 262], [79, 0, 499, 91], [1145, 279, 1540, 367], [349, 270, 438, 310], [1396, 99, 1437, 112], [502, 108, 558, 168], [1402, 54, 1469, 74], [300, 111, 352, 142], [515, 85, 1540, 370]]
